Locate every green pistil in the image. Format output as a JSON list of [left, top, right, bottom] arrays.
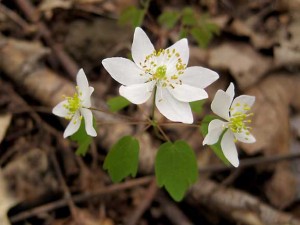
[[63, 92, 81, 120], [153, 65, 167, 80], [228, 112, 253, 134]]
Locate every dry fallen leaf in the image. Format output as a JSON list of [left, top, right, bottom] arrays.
[[242, 74, 300, 154], [241, 74, 300, 208], [0, 113, 12, 144], [3, 148, 59, 201], [208, 42, 272, 90], [291, 114, 300, 138], [275, 15, 300, 68], [290, 140, 300, 200], [227, 19, 273, 49], [64, 19, 131, 72], [276, 0, 300, 12], [53, 209, 115, 225], [265, 163, 297, 209], [38, 0, 73, 19], [0, 170, 18, 225]]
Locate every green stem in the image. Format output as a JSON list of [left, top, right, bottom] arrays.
[[156, 124, 171, 142], [150, 86, 163, 140], [97, 121, 150, 126], [150, 85, 157, 121], [158, 122, 199, 128], [88, 107, 134, 121], [141, 0, 151, 20]]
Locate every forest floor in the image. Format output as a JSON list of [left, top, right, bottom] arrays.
[[1, 0, 300, 225]]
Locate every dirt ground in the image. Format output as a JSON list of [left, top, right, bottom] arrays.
[[1, 0, 300, 225]]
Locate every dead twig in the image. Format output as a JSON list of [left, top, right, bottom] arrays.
[[10, 176, 153, 223], [0, 3, 32, 32], [49, 150, 79, 223], [188, 179, 300, 225], [157, 193, 193, 225], [14, 0, 79, 78], [2, 80, 80, 221], [125, 178, 158, 225], [198, 151, 300, 173]]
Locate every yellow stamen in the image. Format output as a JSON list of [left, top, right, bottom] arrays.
[[63, 90, 81, 120]]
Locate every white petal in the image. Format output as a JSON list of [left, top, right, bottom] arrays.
[[168, 84, 208, 102], [52, 100, 69, 118], [119, 81, 155, 104], [76, 69, 90, 98], [221, 130, 239, 167], [231, 95, 255, 115], [166, 38, 189, 66], [180, 66, 219, 88], [80, 108, 97, 137], [81, 87, 94, 108], [155, 87, 193, 124], [211, 90, 231, 121], [226, 82, 235, 103], [63, 112, 81, 138], [102, 57, 147, 86], [234, 130, 256, 143], [203, 119, 226, 145], [131, 27, 155, 66]]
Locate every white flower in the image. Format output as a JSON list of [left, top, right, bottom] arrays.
[[52, 69, 97, 138], [102, 27, 219, 124], [203, 83, 256, 167]]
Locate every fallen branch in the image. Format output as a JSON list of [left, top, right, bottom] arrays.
[[14, 0, 79, 78], [156, 193, 193, 225], [10, 176, 153, 223], [125, 178, 158, 225], [188, 179, 300, 225]]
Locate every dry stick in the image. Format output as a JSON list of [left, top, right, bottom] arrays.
[[0, 3, 31, 31], [74, 4, 118, 20], [188, 179, 300, 225], [9, 146, 300, 224], [10, 176, 153, 223], [125, 178, 158, 225], [198, 151, 300, 173], [156, 193, 193, 225], [14, 0, 79, 78], [4, 81, 65, 143], [4, 81, 79, 221], [4, 77, 152, 223], [49, 151, 79, 222]]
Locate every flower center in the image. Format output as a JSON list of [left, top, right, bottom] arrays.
[[228, 106, 253, 137], [140, 48, 186, 88], [63, 90, 81, 120], [153, 65, 167, 80]]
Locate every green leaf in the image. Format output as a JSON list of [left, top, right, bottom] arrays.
[[119, 6, 144, 28], [191, 26, 212, 48], [205, 22, 220, 35], [158, 11, 180, 29], [155, 141, 198, 201], [190, 15, 220, 48], [107, 96, 131, 112], [70, 120, 93, 156], [190, 99, 205, 114], [179, 27, 189, 39], [200, 115, 230, 165], [103, 136, 139, 183], [182, 7, 196, 26]]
